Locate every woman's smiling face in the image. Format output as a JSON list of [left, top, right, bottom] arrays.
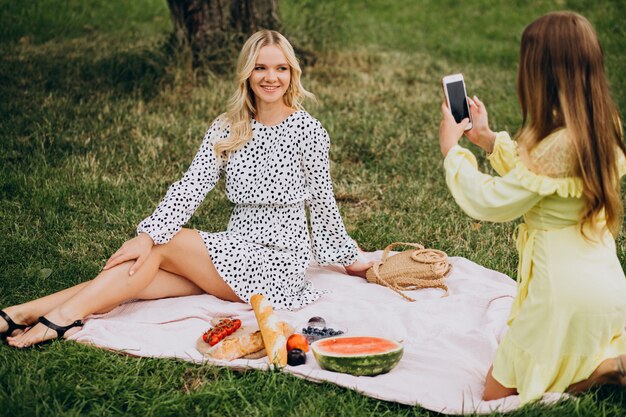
[[249, 45, 291, 108]]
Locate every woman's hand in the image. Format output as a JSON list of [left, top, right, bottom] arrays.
[[103, 233, 154, 275], [344, 250, 373, 279], [343, 242, 373, 279], [464, 96, 496, 153], [439, 101, 470, 157]]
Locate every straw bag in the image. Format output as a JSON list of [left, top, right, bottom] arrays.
[[365, 242, 452, 301]]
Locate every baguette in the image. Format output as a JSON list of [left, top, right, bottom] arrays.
[[200, 321, 295, 361], [250, 294, 287, 367], [242, 321, 295, 359]]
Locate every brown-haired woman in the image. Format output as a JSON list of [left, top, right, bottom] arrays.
[[439, 12, 626, 403]]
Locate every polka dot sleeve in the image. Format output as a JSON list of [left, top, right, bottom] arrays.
[[302, 120, 358, 266], [137, 119, 227, 244]]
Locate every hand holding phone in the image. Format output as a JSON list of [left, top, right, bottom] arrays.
[[442, 73, 472, 131], [463, 95, 496, 153]]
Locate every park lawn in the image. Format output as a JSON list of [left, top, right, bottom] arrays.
[[1, 0, 625, 416]]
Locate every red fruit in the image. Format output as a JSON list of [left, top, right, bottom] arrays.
[[203, 318, 243, 346], [286, 334, 309, 353], [208, 334, 220, 346]]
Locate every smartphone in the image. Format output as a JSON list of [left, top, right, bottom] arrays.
[[442, 73, 472, 131]]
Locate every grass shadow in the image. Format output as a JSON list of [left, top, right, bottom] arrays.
[[1, 39, 170, 105]]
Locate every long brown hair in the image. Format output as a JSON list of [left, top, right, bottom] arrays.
[[516, 11, 625, 236], [214, 30, 313, 156]]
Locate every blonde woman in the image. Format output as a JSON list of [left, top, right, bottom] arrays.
[[3, 30, 371, 348], [439, 12, 626, 403]]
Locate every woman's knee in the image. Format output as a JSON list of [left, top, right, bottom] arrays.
[[155, 229, 203, 262]]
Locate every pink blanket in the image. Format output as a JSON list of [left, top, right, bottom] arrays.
[[69, 254, 567, 414]]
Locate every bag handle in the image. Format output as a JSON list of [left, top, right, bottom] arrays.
[[381, 242, 425, 262], [411, 249, 448, 264]]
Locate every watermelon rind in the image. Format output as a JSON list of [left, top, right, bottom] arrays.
[[311, 336, 403, 376]]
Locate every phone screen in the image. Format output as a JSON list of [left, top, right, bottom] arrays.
[[446, 81, 469, 123]]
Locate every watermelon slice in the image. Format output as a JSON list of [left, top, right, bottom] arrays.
[[311, 336, 403, 376]]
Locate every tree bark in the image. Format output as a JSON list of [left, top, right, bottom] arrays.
[[230, 0, 281, 34], [166, 0, 281, 71]]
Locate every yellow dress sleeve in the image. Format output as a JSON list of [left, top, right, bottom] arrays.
[[444, 145, 544, 222], [487, 131, 518, 176], [444, 143, 583, 222]]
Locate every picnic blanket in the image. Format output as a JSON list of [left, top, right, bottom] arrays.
[[68, 253, 567, 414]]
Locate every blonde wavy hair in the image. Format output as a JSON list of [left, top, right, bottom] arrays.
[[214, 30, 313, 156], [515, 12, 625, 237]]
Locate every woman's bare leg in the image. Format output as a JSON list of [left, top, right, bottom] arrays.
[[483, 366, 517, 401], [567, 355, 626, 393], [76, 268, 208, 315], [482, 355, 626, 401], [1, 282, 90, 334], [1, 269, 205, 338], [1, 259, 212, 335], [8, 229, 240, 347]]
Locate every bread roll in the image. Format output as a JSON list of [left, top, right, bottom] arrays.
[[207, 330, 264, 361], [250, 294, 287, 367], [198, 321, 295, 361]]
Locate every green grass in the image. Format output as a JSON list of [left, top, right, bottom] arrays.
[[1, 0, 626, 416]]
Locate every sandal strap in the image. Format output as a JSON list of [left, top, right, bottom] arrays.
[[0, 309, 28, 340], [38, 316, 83, 338]]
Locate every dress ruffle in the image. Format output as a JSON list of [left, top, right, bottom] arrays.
[[511, 162, 583, 198], [489, 132, 583, 198]]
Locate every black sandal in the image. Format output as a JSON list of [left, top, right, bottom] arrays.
[[38, 316, 83, 339], [0, 309, 29, 341]]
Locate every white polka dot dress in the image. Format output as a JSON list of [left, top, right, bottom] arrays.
[[137, 110, 358, 310]]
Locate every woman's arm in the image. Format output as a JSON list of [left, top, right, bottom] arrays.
[[440, 99, 544, 222], [302, 120, 359, 268], [137, 119, 227, 244], [464, 96, 518, 177], [444, 146, 543, 222]]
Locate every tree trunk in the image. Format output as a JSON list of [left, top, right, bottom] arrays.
[[230, 0, 281, 34], [166, 0, 281, 71]]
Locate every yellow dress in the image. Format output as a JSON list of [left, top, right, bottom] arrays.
[[444, 130, 626, 404]]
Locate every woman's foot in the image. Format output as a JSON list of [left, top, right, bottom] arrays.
[[0, 307, 32, 340], [7, 308, 83, 348]]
